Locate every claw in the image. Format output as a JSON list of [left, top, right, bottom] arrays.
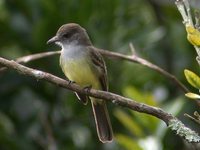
[[83, 85, 92, 94], [67, 80, 75, 85], [75, 92, 89, 105]]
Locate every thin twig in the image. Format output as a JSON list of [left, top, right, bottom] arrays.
[[0, 51, 60, 72], [98, 48, 189, 93], [129, 43, 137, 56], [194, 10, 200, 29], [184, 0, 194, 26], [184, 113, 200, 125]]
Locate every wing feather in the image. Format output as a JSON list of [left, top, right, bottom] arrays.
[[87, 46, 108, 91]]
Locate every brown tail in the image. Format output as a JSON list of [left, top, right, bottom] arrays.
[[91, 99, 113, 143]]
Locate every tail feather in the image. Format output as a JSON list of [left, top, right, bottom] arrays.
[[91, 99, 113, 143]]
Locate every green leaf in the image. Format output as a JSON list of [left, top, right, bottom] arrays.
[[184, 69, 200, 89], [185, 92, 200, 100]]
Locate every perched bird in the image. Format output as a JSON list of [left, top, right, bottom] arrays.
[[47, 23, 113, 143]]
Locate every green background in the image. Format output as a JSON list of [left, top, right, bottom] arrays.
[[0, 0, 199, 149]]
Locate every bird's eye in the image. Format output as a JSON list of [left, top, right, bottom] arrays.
[[63, 31, 73, 39], [63, 33, 70, 38]]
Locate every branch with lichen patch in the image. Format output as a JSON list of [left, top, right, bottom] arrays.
[[0, 56, 199, 142]]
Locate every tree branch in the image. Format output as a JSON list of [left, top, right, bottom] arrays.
[[0, 56, 199, 142], [0, 48, 189, 93], [98, 48, 189, 93], [0, 51, 61, 72]]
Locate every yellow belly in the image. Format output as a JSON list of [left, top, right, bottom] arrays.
[[60, 58, 101, 90]]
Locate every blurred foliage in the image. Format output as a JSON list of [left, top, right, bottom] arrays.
[[0, 0, 200, 150]]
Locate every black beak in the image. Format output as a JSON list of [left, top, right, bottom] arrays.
[[47, 35, 59, 44]]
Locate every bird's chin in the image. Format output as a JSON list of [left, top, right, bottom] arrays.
[[55, 41, 62, 47]]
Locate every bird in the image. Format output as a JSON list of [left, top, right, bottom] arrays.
[[47, 23, 113, 143]]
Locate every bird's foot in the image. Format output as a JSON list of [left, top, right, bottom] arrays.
[[67, 80, 76, 85], [83, 85, 92, 94]]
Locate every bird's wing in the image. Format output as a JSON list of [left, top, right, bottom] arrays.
[[88, 46, 108, 91]]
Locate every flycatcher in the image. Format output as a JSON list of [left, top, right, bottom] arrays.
[[47, 23, 113, 143]]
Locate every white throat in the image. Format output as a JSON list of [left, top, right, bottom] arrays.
[[60, 41, 87, 59]]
